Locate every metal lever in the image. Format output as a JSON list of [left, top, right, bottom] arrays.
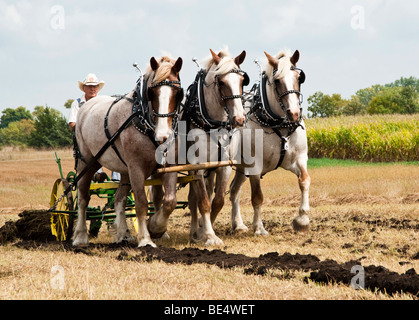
[[132, 62, 144, 76], [254, 59, 262, 76], [192, 57, 201, 69], [133, 62, 144, 84]]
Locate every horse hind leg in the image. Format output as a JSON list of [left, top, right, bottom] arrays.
[[111, 174, 134, 243], [249, 175, 268, 236], [292, 163, 311, 232], [189, 175, 223, 246]]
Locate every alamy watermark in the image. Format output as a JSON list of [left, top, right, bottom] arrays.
[[155, 121, 264, 176], [350, 5, 365, 30], [50, 5, 65, 30], [50, 265, 65, 291], [350, 265, 365, 290]]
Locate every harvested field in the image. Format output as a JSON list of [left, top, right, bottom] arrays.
[[0, 148, 418, 300]]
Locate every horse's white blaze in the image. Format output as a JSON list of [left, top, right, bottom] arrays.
[[155, 86, 172, 141], [283, 71, 300, 116], [224, 73, 245, 120]]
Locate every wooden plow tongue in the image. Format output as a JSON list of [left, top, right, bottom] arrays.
[[156, 160, 238, 174]]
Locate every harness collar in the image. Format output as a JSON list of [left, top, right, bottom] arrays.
[[183, 70, 233, 131]]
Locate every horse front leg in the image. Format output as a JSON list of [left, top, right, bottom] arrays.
[[190, 173, 223, 246], [229, 170, 249, 232], [148, 172, 177, 239], [292, 162, 311, 232], [249, 175, 268, 236], [131, 174, 155, 247], [112, 174, 134, 243]]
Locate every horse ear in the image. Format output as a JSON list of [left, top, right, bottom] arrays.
[[210, 49, 222, 65], [264, 51, 278, 69], [290, 50, 300, 65], [150, 57, 159, 71], [234, 50, 246, 66], [172, 57, 183, 74]]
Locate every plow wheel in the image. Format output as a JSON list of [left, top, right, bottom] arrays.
[[50, 178, 75, 241]]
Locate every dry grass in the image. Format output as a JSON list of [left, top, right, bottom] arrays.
[[0, 148, 418, 300]]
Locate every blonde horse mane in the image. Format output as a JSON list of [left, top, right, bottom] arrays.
[[264, 50, 292, 80], [201, 48, 239, 77], [146, 55, 177, 84]]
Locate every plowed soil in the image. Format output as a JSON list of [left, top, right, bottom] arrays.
[[2, 209, 418, 297]]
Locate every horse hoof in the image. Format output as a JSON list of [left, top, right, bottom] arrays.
[[138, 239, 157, 248], [233, 224, 249, 233], [254, 228, 269, 236], [292, 215, 310, 232], [149, 229, 168, 239], [204, 235, 224, 246], [159, 232, 170, 240], [72, 238, 89, 247], [72, 231, 89, 247]]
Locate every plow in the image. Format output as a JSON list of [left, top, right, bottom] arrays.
[[49, 152, 236, 242]]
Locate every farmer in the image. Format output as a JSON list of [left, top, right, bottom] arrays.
[[68, 73, 120, 181], [68, 73, 104, 132]]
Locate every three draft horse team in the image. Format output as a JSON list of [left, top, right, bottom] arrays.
[[70, 48, 310, 248]]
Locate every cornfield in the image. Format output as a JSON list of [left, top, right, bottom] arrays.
[[305, 114, 419, 162]]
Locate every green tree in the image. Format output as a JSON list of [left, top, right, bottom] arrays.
[[64, 99, 74, 109], [386, 76, 419, 91], [29, 106, 72, 148], [367, 86, 419, 114], [0, 106, 33, 129], [0, 119, 35, 146], [307, 92, 348, 118], [354, 85, 385, 110], [342, 95, 366, 116], [399, 86, 419, 114]]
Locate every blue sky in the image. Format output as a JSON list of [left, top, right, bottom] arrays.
[[0, 0, 418, 118]]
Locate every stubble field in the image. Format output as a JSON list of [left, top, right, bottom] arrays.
[[0, 147, 418, 300]]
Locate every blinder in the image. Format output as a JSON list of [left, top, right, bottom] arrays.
[[291, 66, 305, 85], [242, 72, 250, 87]]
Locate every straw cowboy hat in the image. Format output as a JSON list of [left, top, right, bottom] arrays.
[[78, 73, 105, 91]]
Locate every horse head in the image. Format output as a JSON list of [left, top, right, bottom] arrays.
[[205, 48, 248, 129], [146, 56, 183, 143], [264, 50, 305, 123]]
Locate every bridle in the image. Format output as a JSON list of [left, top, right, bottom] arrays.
[[145, 77, 184, 137], [271, 66, 305, 121], [211, 69, 249, 125], [148, 79, 183, 119]]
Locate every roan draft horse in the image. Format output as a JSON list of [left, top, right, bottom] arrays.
[[226, 50, 311, 235], [182, 48, 248, 245], [72, 55, 183, 247]]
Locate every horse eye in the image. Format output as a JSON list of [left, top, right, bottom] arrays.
[[218, 80, 225, 86]]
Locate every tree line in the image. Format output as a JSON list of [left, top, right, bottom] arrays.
[[1, 76, 418, 148], [0, 105, 72, 148], [307, 76, 419, 118]]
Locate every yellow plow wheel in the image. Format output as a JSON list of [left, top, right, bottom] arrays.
[[50, 178, 74, 241]]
